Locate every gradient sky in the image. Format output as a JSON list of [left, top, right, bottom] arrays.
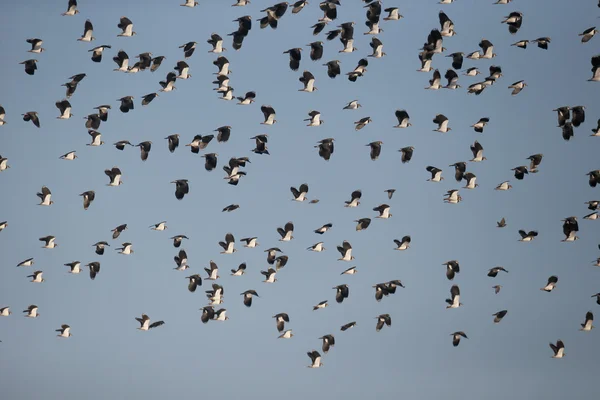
[[1, 1, 600, 399]]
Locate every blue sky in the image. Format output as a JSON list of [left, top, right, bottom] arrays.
[[1, 1, 600, 399]]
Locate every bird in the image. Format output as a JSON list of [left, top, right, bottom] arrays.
[[344, 100, 361, 110], [373, 204, 392, 219], [164, 134, 180, 153], [472, 118, 490, 133], [174, 61, 191, 79], [205, 261, 220, 280], [159, 72, 177, 92], [354, 116, 372, 131], [572, 106, 586, 127], [580, 27, 598, 43], [105, 167, 123, 186], [241, 237, 259, 248], [117, 243, 133, 255], [580, 311, 594, 332], [469, 141, 486, 162], [333, 284, 349, 303], [37, 186, 53, 206], [315, 223, 333, 235], [562, 217, 579, 242], [150, 221, 167, 231], [443, 69, 460, 89], [93, 242, 110, 255], [87, 262, 101, 280], [399, 146, 414, 164], [87, 130, 104, 147], [446, 285, 462, 308], [589, 55, 600, 81], [518, 230, 538, 242], [78, 19, 95, 42], [278, 330, 294, 339], [231, 263, 247, 276], [0, 307, 11, 316], [207, 33, 225, 53], [60, 151, 78, 160], [261, 268, 277, 283], [341, 321, 357, 331], [291, 184, 309, 201], [497, 218, 507, 228], [375, 314, 392, 332], [117, 17, 136, 37], [89, 45, 111, 63], [508, 80, 527, 95], [172, 179, 190, 200], [313, 300, 328, 311], [23, 305, 39, 318], [135, 314, 165, 331], [588, 170, 600, 187], [540, 275, 559, 292], [305, 110, 324, 127], [444, 189, 462, 204], [219, 233, 236, 254], [26, 38, 44, 54], [433, 114, 451, 132], [80, 191, 95, 210], [118, 96, 134, 113], [222, 204, 239, 212], [493, 310, 508, 323], [136, 141, 152, 161], [241, 290, 259, 307], [64, 261, 82, 274], [532, 37, 551, 50], [307, 351, 323, 368], [260, 105, 277, 125], [341, 266, 357, 275], [56, 325, 72, 338], [174, 250, 189, 271], [502, 12, 522, 34], [512, 166, 529, 180], [337, 240, 354, 261], [488, 267, 509, 278], [393, 236, 411, 251], [62, 0, 79, 16], [284, 48, 302, 71], [185, 275, 202, 292], [0, 221, 7, 232], [366, 141, 382, 160], [443, 260, 460, 280], [22, 111, 40, 128], [527, 154, 544, 173], [426, 166, 444, 182], [320, 334, 335, 353], [277, 222, 294, 241], [451, 332, 468, 347], [549, 340, 565, 359], [237, 92, 256, 105], [385, 189, 396, 199], [170, 235, 189, 248], [111, 224, 128, 239], [28, 271, 44, 283]]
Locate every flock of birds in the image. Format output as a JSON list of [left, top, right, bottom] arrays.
[[2, 0, 600, 370]]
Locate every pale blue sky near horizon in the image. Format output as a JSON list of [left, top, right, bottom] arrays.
[[1, 1, 600, 399]]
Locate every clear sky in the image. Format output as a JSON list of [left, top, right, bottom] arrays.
[[1, 1, 599, 399]]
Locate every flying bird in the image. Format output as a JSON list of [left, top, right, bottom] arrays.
[[135, 314, 165, 331]]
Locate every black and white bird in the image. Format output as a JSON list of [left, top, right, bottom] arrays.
[[451, 331, 467, 347], [23, 305, 39, 318], [512, 166, 529, 180], [260, 105, 277, 125], [315, 223, 333, 235], [446, 285, 462, 308], [532, 37, 551, 50], [393, 109, 411, 128], [117, 16, 136, 37], [305, 110, 323, 126], [291, 184, 309, 201], [87, 129, 104, 147], [337, 240, 354, 261], [588, 170, 600, 187], [426, 166, 443, 182], [59, 151, 77, 160], [589, 55, 600, 82], [518, 230, 538, 242], [93, 241, 109, 255], [26, 38, 44, 54], [37, 186, 53, 206], [562, 216, 579, 242], [136, 141, 152, 161], [284, 48, 302, 71], [502, 12, 522, 34], [580, 311, 594, 332], [472, 118, 490, 133], [136, 314, 165, 331], [159, 72, 177, 92], [313, 300, 328, 311], [273, 313, 290, 332], [572, 106, 586, 127], [174, 61, 191, 79], [385, 189, 396, 200], [237, 91, 256, 105], [308, 41, 324, 61], [56, 324, 72, 338], [89, 45, 111, 63], [433, 114, 451, 132], [375, 314, 391, 332], [393, 236, 411, 251], [319, 334, 335, 354], [118, 96, 134, 112], [241, 237, 259, 248], [540, 275, 559, 292], [78, 19, 95, 42], [341, 266, 357, 275], [219, 233, 236, 254], [549, 340, 565, 359], [444, 69, 460, 89], [0, 307, 11, 316], [205, 261, 220, 280], [261, 268, 277, 283], [174, 250, 189, 271], [488, 266, 509, 278], [580, 27, 598, 43], [277, 222, 294, 241], [241, 290, 259, 307], [207, 33, 225, 53], [527, 154, 543, 173], [12, 260, 28, 270], [0, 105, 5, 125], [470, 141, 486, 162], [28, 270, 44, 283], [426, 69, 442, 90], [344, 100, 361, 110], [308, 242, 325, 252], [231, 263, 247, 276], [80, 191, 95, 210], [105, 167, 123, 186], [170, 235, 188, 248], [117, 242, 133, 255], [450, 162, 467, 182], [307, 351, 323, 368], [443, 260, 460, 280], [0, 221, 7, 232], [354, 116, 372, 131], [373, 204, 392, 219], [62, 0, 79, 16], [508, 80, 527, 95], [172, 179, 189, 200]]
